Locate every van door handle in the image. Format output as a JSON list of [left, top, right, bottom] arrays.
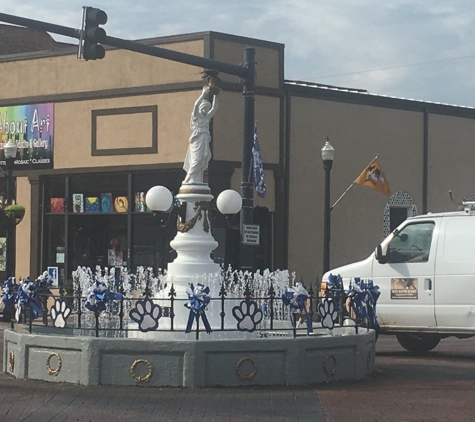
[[424, 278, 432, 291]]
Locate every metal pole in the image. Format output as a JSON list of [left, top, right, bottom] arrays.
[[0, 13, 248, 79], [5, 158, 14, 276], [323, 160, 333, 274], [240, 47, 255, 271]]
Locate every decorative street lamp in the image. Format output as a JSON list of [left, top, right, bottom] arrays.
[[145, 186, 242, 227], [216, 189, 242, 215], [4, 138, 17, 276], [321, 138, 334, 274]]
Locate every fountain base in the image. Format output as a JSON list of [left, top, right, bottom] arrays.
[[4, 327, 375, 387]]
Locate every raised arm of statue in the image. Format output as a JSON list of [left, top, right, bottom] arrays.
[[183, 86, 220, 185], [192, 86, 211, 118], [207, 94, 218, 119]]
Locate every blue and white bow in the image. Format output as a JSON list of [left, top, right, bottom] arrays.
[[185, 283, 212, 334], [325, 274, 344, 312], [347, 278, 380, 327], [2, 277, 17, 308], [84, 280, 123, 314], [16, 278, 43, 319], [36, 271, 53, 297], [282, 282, 313, 333]]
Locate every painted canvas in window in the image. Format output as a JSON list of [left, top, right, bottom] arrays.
[[50, 198, 64, 213], [86, 197, 100, 213], [101, 193, 112, 212], [72, 194, 84, 213], [114, 196, 128, 213]]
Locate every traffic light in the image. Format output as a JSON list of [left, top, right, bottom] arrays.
[[82, 7, 107, 60]]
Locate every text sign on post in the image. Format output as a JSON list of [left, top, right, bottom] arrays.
[[243, 224, 260, 245]]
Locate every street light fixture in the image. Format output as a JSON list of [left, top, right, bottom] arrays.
[[321, 138, 334, 274], [145, 185, 242, 258], [3, 138, 17, 277], [145, 185, 186, 227]]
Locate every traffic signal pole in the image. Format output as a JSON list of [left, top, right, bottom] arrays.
[[0, 11, 255, 271], [0, 13, 247, 77]]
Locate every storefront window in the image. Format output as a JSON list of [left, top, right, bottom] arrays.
[[41, 171, 182, 286]]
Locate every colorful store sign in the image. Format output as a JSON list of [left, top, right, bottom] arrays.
[[0, 103, 54, 169]]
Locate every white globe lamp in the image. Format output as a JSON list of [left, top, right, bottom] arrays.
[[145, 186, 173, 212], [217, 189, 242, 215]]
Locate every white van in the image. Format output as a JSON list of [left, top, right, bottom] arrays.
[[323, 202, 475, 353]]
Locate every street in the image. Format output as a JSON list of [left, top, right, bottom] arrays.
[[320, 334, 475, 422], [1, 326, 475, 421]]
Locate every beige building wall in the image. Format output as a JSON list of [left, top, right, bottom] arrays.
[[288, 97, 424, 282], [427, 114, 475, 212], [0, 40, 205, 99], [212, 38, 282, 89], [54, 90, 198, 169], [14, 177, 30, 279]]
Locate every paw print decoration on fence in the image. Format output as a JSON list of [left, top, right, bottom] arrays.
[[232, 284, 263, 333], [50, 299, 72, 328], [129, 298, 163, 332], [318, 299, 339, 330]]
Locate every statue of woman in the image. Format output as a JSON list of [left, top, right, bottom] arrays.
[[183, 86, 219, 184]]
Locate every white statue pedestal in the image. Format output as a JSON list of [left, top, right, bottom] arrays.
[[160, 182, 221, 330]]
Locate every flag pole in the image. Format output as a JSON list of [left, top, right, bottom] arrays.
[[330, 154, 380, 211]]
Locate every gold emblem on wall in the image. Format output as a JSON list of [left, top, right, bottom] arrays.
[[323, 354, 337, 377], [236, 357, 258, 381], [8, 351, 14, 373], [130, 359, 153, 383], [46, 352, 62, 376]]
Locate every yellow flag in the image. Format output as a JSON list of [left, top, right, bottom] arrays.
[[355, 159, 391, 196]]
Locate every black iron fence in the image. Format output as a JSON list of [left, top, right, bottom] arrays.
[[4, 275, 378, 340]]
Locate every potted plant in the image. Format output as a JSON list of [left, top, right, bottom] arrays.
[[3, 204, 26, 224]]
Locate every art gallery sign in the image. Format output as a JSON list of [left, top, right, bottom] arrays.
[[0, 103, 54, 169]]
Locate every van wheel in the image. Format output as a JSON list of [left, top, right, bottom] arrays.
[[396, 333, 440, 353]]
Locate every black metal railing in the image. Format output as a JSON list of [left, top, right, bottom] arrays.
[[6, 278, 377, 340]]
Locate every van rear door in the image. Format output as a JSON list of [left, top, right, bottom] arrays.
[[373, 221, 437, 329], [434, 216, 475, 329]]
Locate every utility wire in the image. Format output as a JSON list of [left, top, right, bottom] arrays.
[[311, 54, 475, 79]]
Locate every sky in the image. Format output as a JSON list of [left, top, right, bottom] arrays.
[[1, 0, 475, 107]]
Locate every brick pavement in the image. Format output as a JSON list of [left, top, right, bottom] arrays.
[[318, 342, 475, 422]]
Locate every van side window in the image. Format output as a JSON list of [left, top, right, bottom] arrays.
[[388, 222, 435, 264]]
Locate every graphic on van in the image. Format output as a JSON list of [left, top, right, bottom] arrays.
[[391, 278, 418, 299]]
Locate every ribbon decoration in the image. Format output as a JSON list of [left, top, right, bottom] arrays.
[[282, 282, 313, 334], [2, 277, 17, 310], [185, 283, 212, 334], [16, 278, 44, 319], [324, 273, 344, 312], [36, 271, 53, 297], [84, 279, 123, 314], [346, 278, 380, 328]]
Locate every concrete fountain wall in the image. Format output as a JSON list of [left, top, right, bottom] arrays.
[[4, 327, 375, 387]]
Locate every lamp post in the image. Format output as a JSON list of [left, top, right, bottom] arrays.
[[4, 138, 17, 276], [321, 138, 334, 274]]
